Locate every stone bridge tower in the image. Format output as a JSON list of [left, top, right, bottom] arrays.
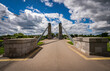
[[48, 23, 52, 39], [48, 23, 62, 39], [59, 23, 62, 39]]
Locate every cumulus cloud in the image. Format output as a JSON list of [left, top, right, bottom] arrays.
[[0, 3, 93, 36], [53, 0, 110, 34], [44, 13, 60, 19], [0, 3, 48, 35], [41, 0, 53, 7], [2, 0, 109, 36], [26, 6, 41, 13], [90, 21, 110, 34]]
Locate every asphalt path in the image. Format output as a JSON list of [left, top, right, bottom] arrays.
[[0, 39, 110, 71]]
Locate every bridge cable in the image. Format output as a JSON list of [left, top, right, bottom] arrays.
[[62, 26, 74, 45], [36, 27, 48, 43]]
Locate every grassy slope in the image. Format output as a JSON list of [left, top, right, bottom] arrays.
[[107, 43, 110, 51], [68, 41, 73, 45], [0, 40, 3, 42], [67, 38, 70, 40], [0, 40, 4, 55], [0, 47, 4, 55], [37, 42, 44, 46]]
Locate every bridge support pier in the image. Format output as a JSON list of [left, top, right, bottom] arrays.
[[59, 23, 62, 39], [48, 23, 52, 39]]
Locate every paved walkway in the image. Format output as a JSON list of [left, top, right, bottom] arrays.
[[0, 39, 110, 71]]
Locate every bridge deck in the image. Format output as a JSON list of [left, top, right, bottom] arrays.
[[0, 39, 110, 71]]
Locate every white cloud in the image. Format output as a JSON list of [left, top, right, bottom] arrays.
[[0, 3, 94, 36], [53, 0, 63, 3], [0, 3, 48, 35], [26, 6, 41, 13], [90, 21, 110, 34], [45, 2, 53, 7], [41, 0, 53, 7], [0, 3, 15, 19], [44, 13, 59, 19], [53, 0, 110, 34], [23, 0, 26, 2]]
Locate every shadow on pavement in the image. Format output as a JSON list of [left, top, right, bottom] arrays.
[[43, 40, 59, 45], [28, 47, 43, 58], [0, 61, 15, 71], [93, 52, 110, 57], [1, 47, 43, 59], [0, 47, 43, 71]]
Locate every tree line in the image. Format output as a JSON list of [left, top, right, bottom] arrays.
[[0, 32, 110, 40]]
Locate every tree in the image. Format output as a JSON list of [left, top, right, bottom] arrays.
[[51, 33, 55, 38], [14, 33, 24, 38], [101, 32, 108, 37], [55, 33, 58, 37], [62, 35, 68, 39], [70, 34, 74, 38], [74, 34, 78, 37]]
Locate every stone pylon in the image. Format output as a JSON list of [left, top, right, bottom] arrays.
[[59, 23, 62, 39], [48, 23, 52, 39]]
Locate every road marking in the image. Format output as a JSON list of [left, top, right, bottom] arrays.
[[67, 43, 110, 60], [0, 59, 27, 62], [68, 46, 88, 60], [0, 47, 41, 62]]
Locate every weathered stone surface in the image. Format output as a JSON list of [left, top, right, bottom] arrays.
[[4, 38, 37, 57], [59, 23, 62, 39], [48, 23, 52, 39], [73, 37, 109, 55]]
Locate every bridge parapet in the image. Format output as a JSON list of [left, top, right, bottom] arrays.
[[73, 37, 109, 55], [4, 38, 37, 57]]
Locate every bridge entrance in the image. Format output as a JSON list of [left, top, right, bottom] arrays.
[[37, 23, 74, 45]]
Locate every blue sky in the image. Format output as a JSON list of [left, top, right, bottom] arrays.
[[0, 0, 93, 24], [0, 0, 70, 19]]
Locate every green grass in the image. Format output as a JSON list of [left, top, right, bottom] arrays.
[[67, 38, 70, 40], [0, 47, 4, 55], [37, 42, 44, 46], [68, 41, 73, 45], [107, 42, 110, 51], [0, 40, 3, 42], [104, 37, 110, 41]]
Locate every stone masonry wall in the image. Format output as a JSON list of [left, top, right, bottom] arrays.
[[4, 38, 37, 57], [73, 37, 108, 55]]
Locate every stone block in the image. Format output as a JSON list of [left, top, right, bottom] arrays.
[[4, 38, 37, 57], [73, 37, 109, 55]]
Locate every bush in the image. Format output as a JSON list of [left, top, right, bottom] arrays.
[[0, 40, 3, 47]]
